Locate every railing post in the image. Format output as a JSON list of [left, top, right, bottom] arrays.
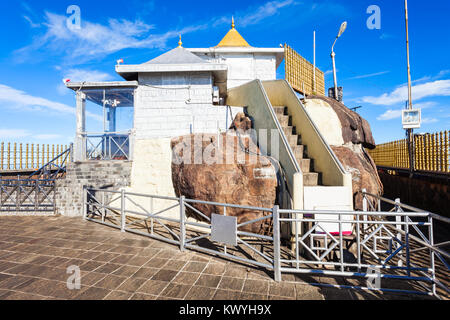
[[121, 189, 126, 232], [362, 188, 368, 232], [339, 211, 344, 273], [34, 180, 39, 212], [102, 192, 106, 223], [180, 196, 186, 252], [273, 205, 282, 282], [82, 186, 87, 221], [16, 177, 20, 212], [395, 198, 403, 267], [429, 215, 436, 297]]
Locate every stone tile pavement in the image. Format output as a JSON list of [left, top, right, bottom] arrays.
[[0, 216, 433, 300]]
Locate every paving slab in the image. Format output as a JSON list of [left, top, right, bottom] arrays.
[[0, 216, 439, 300]]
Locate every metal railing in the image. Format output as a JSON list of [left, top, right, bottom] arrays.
[[84, 132, 131, 161], [0, 178, 56, 213], [368, 130, 449, 173], [1, 142, 70, 171], [83, 187, 449, 299], [0, 146, 71, 215]]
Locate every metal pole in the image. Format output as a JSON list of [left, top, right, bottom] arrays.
[[180, 196, 186, 252], [313, 31, 316, 94], [395, 198, 403, 267], [405, 0, 415, 174], [273, 206, 282, 282], [339, 212, 344, 273], [331, 51, 338, 100], [362, 189, 368, 231], [82, 186, 87, 220], [121, 189, 126, 232], [429, 215, 436, 297]]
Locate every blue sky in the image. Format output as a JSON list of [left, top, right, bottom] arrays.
[[0, 0, 449, 145]]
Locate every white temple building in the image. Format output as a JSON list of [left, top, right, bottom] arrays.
[[64, 19, 354, 237]]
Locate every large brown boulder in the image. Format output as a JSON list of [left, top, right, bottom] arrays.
[[307, 96, 376, 149], [304, 96, 383, 210], [171, 119, 278, 234]]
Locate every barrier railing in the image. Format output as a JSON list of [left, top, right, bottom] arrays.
[[0, 142, 70, 172], [84, 132, 131, 161], [368, 131, 449, 173], [83, 187, 449, 299], [0, 178, 56, 213]]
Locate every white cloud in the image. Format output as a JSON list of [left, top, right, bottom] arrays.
[[63, 69, 113, 82], [238, 0, 297, 27], [0, 130, 64, 141], [347, 71, 390, 80], [413, 101, 437, 110], [0, 84, 102, 121], [34, 134, 62, 140], [0, 129, 31, 139], [377, 109, 402, 121], [23, 15, 40, 28], [57, 68, 114, 95], [422, 118, 439, 124], [15, 0, 298, 65], [362, 80, 450, 106], [376, 101, 439, 121]]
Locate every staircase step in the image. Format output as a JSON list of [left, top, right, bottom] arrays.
[[287, 135, 299, 148], [273, 106, 286, 116], [298, 158, 311, 173], [283, 126, 294, 136], [293, 145, 304, 159], [277, 115, 290, 127], [304, 172, 319, 186]]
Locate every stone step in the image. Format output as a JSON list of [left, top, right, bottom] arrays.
[[293, 145, 304, 159], [298, 158, 311, 173], [273, 106, 286, 116], [303, 172, 319, 186], [283, 126, 294, 136], [287, 135, 299, 149], [276, 114, 290, 127]]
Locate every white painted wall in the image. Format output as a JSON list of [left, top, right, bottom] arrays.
[[194, 53, 277, 89]]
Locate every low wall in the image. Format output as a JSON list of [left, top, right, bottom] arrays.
[[55, 161, 132, 217], [379, 171, 449, 217]]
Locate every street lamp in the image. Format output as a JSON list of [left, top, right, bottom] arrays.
[[331, 21, 347, 100]]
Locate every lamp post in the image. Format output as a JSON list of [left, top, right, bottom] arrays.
[[331, 21, 347, 100]]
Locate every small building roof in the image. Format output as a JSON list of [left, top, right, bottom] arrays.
[[144, 46, 206, 65], [216, 17, 251, 47], [116, 37, 228, 81]]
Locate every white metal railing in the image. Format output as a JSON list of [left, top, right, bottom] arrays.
[[84, 132, 132, 161], [83, 187, 449, 299]]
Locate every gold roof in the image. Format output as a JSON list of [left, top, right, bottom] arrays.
[[216, 17, 251, 47]]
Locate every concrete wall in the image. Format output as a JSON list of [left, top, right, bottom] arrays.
[[55, 161, 132, 217], [196, 53, 277, 89]]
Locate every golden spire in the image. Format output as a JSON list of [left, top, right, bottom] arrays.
[[178, 35, 183, 47], [216, 16, 251, 47]]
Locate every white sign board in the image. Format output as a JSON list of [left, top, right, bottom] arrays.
[[402, 109, 421, 129]]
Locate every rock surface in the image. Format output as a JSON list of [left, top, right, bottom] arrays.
[[304, 96, 383, 210], [307, 96, 376, 149], [171, 115, 278, 234]]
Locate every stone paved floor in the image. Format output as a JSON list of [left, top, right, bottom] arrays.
[[0, 216, 436, 300]]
